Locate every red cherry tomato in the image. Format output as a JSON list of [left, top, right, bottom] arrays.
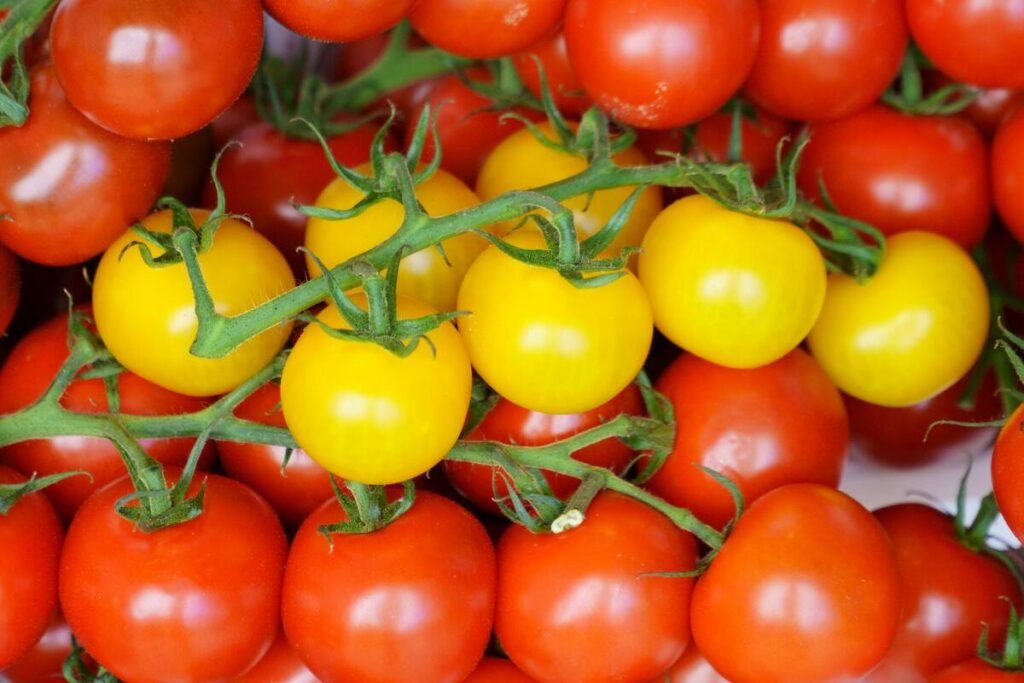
[[744, 0, 907, 122], [647, 350, 849, 531], [210, 95, 260, 149], [563, 0, 760, 129], [410, 0, 567, 59], [0, 466, 63, 671], [464, 658, 538, 683], [0, 244, 19, 336], [799, 106, 991, 249], [691, 484, 902, 683], [649, 643, 729, 683], [60, 471, 287, 683], [444, 385, 643, 515], [282, 491, 495, 683], [930, 660, 1024, 682], [496, 492, 697, 683], [235, 630, 317, 683], [993, 106, 1024, 245], [1, 613, 73, 683], [50, 0, 264, 140], [263, 0, 415, 42], [993, 402, 1024, 545], [0, 65, 170, 265], [513, 30, 590, 117]]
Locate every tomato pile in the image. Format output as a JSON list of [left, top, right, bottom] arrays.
[[1, 1, 1024, 682]]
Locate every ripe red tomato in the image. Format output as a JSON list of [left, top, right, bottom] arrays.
[[282, 490, 495, 683], [563, 0, 760, 129], [691, 484, 902, 683], [235, 630, 317, 683], [650, 642, 729, 683], [60, 471, 287, 683], [647, 350, 849, 531], [464, 658, 538, 683], [263, 0, 415, 42], [50, 0, 264, 140], [744, 0, 907, 122], [0, 244, 19, 336], [0, 466, 63, 671], [1, 613, 73, 683], [216, 383, 335, 529], [923, 71, 1024, 136], [496, 492, 697, 683], [209, 95, 259, 148], [930, 660, 1024, 682], [993, 402, 1024, 545], [799, 106, 991, 249], [993, 106, 1024, 244], [512, 30, 590, 117], [410, 0, 567, 59], [0, 65, 170, 265], [444, 385, 643, 515]]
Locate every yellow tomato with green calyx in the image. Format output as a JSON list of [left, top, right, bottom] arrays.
[[93, 209, 295, 397], [457, 232, 653, 414], [638, 194, 826, 369], [305, 165, 484, 312], [808, 231, 988, 408], [280, 294, 472, 485]]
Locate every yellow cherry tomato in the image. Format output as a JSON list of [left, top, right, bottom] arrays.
[[93, 209, 295, 397], [808, 231, 989, 407], [280, 294, 472, 485], [305, 165, 484, 312], [457, 232, 653, 414], [638, 194, 826, 369], [475, 123, 663, 258]]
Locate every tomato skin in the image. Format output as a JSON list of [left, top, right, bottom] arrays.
[[647, 350, 849, 531], [744, 0, 907, 122], [410, 0, 567, 59], [444, 385, 644, 515], [993, 402, 1024, 545], [0, 65, 170, 266], [864, 504, 1021, 683], [1, 613, 73, 683], [282, 491, 496, 683], [639, 195, 826, 369], [513, 31, 590, 117], [929, 660, 1024, 682], [210, 95, 259, 149], [0, 466, 63, 671], [993, 107, 1024, 245], [798, 106, 991, 249], [235, 630, 317, 683], [564, 0, 760, 129], [93, 209, 296, 397], [0, 244, 18, 336], [691, 484, 901, 683], [50, 0, 264, 140], [59, 471, 287, 683], [496, 492, 696, 683], [264, 0, 415, 42], [648, 643, 729, 683], [464, 658, 538, 682]]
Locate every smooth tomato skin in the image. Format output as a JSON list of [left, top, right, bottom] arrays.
[[235, 630, 317, 683], [59, 472, 287, 683], [0, 244, 18, 336], [281, 296, 472, 485], [410, 0, 566, 58], [967, 89, 1024, 136], [906, 0, 1024, 88], [798, 106, 991, 249], [744, 0, 907, 122], [648, 350, 849, 531], [264, 0, 415, 42], [1, 613, 73, 682], [305, 166, 483, 312], [648, 643, 729, 683], [93, 209, 296, 397], [0, 466, 63, 671], [993, 402, 1024, 545], [209, 95, 259, 149], [929, 661, 1024, 682], [457, 233, 654, 414], [864, 504, 1022, 683], [496, 492, 697, 683], [0, 66, 170, 265], [0, 311, 212, 520], [808, 232, 989, 407], [282, 491, 496, 683], [691, 484, 902, 683], [564, 0, 760, 129], [444, 385, 644, 515], [513, 31, 590, 117], [639, 195, 826, 369], [50, 0, 264, 140], [993, 107, 1024, 245], [464, 658, 538, 682]]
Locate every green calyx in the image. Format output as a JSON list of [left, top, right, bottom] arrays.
[[883, 43, 976, 116], [980, 601, 1024, 671], [0, 0, 58, 127], [0, 471, 88, 515], [318, 480, 417, 541]]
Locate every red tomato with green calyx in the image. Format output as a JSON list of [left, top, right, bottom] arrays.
[[512, 30, 590, 118]]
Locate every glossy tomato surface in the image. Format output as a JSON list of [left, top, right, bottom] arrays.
[[649, 643, 730, 683], [1, 612, 73, 682], [235, 630, 318, 683], [264, 0, 414, 42], [993, 106, 1024, 244], [513, 30, 590, 117], [993, 402, 1024, 545], [410, 0, 567, 58]]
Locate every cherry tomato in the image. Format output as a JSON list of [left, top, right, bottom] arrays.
[[0, 466, 63, 671], [807, 232, 989, 407], [0, 65, 170, 265], [649, 644, 729, 683], [50, 0, 264, 140], [410, 0, 567, 59], [496, 492, 697, 683], [216, 383, 334, 529], [993, 106, 1024, 245], [865, 504, 1021, 683], [513, 31, 590, 117], [93, 209, 296, 397], [691, 484, 901, 683], [305, 166, 483, 312], [444, 385, 644, 515], [1, 613, 73, 683], [282, 491, 495, 683], [798, 106, 991, 249], [906, 0, 1024, 88], [59, 471, 287, 683], [993, 402, 1024, 545], [464, 658, 539, 683], [0, 310, 213, 520], [281, 295, 472, 485], [563, 0, 760, 129], [923, 71, 1024, 137], [744, 0, 907, 122], [457, 232, 653, 414], [235, 630, 317, 683], [0, 244, 19, 336], [639, 194, 826, 369], [209, 95, 259, 149], [647, 349, 848, 531], [929, 660, 1024, 682], [264, 0, 415, 42]]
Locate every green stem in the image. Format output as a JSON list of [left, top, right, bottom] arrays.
[[0, 0, 59, 126]]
